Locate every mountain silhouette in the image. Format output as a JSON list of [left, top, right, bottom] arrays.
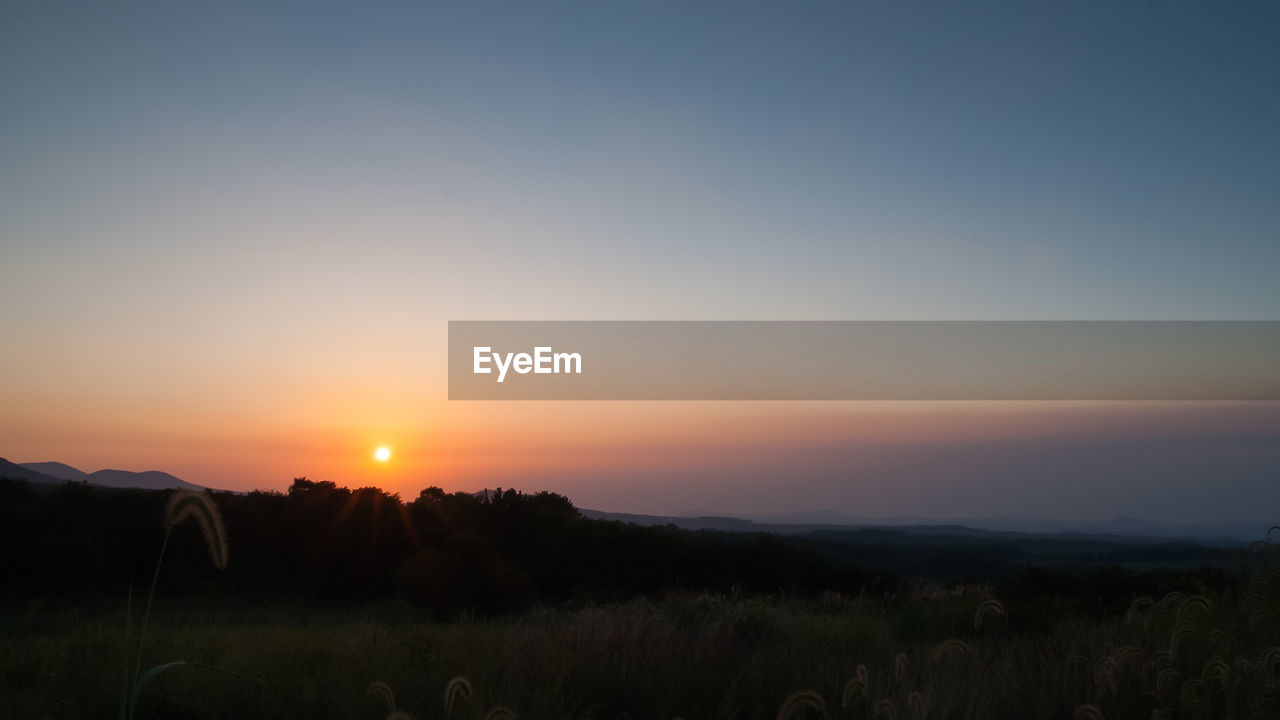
[[19, 461, 89, 482], [0, 458, 65, 484], [14, 461, 206, 491], [86, 468, 203, 490], [580, 507, 1264, 544]]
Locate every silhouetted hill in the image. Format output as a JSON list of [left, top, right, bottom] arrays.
[[19, 461, 89, 482], [16, 461, 207, 491], [579, 510, 760, 532], [581, 508, 1261, 547], [0, 458, 64, 484], [679, 508, 860, 525], [87, 468, 203, 490]]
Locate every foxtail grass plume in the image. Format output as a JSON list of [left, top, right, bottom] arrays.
[[1176, 595, 1211, 623], [1143, 651, 1174, 687], [1169, 620, 1196, 656], [927, 639, 971, 667], [1094, 663, 1117, 695], [775, 690, 824, 720], [484, 706, 516, 720], [1072, 703, 1104, 720], [1143, 605, 1170, 634], [165, 489, 228, 569], [1201, 659, 1229, 686], [1248, 606, 1275, 630], [1208, 629, 1229, 655], [906, 691, 926, 720], [367, 681, 397, 714], [444, 676, 473, 717], [973, 598, 1005, 631], [1261, 646, 1280, 680], [1243, 594, 1269, 615], [1180, 680, 1204, 707], [1094, 656, 1115, 675], [872, 698, 898, 720], [841, 665, 868, 707], [1115, 646, 1144, 670], [1126, 596, 1154, 626], [1156, 668, 1179, 696]]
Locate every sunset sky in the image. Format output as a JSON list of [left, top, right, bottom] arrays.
[[2, 2, 1278, 523]]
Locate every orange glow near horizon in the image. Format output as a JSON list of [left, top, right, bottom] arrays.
[[4, 397, 1280, 519]]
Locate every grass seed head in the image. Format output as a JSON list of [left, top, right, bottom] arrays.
[[776, 690, 824, 720], [444, 676, 473, 716], [164, 489, 228, 569], [1176, 595, 1211, 623], [927, 639, 971, 667], [1208, 629, 1228, 655], [484, 706, 516, 720], [1072, 703, 1105, 720], [1243, 594, 1269, 615], [1180, 680, 1203, 706], [1260, 646, 1280, 680], [842, 665, 869, 707], [1126, 596, 1154, 626], [1201, 659, 1229, 686], [367, 681, 396, 713], [872, 698, 898, 720], [973, 598, 1005, 631], [906, 691, 926, 720], [1143, 605, 1170, 634], [1115, 646, 1144, 669], [1249, 607, 1275, 630], [1169, 621, 1196, 656]]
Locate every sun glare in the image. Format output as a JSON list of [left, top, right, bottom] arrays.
[[374, 446, 391, 462]]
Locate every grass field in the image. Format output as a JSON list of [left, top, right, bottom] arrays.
[[4, 580, 1279, 720]]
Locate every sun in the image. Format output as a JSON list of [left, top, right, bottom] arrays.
[[373, 446, 392, 463]]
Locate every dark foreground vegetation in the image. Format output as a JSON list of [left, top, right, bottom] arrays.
[[1, 477, 1278, 719], [0, 477, 1251, 613]]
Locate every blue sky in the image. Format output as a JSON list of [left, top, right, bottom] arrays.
[[5, 1, 1278, 320], [2, 2, 1278, 520]]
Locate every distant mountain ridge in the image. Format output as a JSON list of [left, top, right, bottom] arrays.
[[724, 510, 1269, 541], [580, 508, 1268, 546], [1, 458, 1265, 544], [20, 461, 90, 482], [0, 458, 65, 484], [85, 468, 201, 490], [4, 459, 207, 491]]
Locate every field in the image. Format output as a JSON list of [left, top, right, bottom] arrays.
[[3, 480, 1279, 719], [5, 582, 1280, 720]]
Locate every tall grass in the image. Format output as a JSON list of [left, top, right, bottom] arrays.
[[4, 529, 1279, 719], [117, 489, 253, 719], [2, 586, 1277, 719]]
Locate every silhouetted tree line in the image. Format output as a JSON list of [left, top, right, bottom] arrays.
[[0, 477, 877, 614], [0, 477, 1242, 616]]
